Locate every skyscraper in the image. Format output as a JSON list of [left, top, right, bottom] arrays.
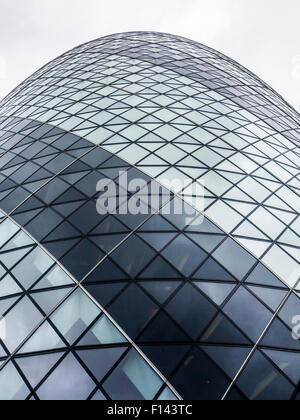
[[0, 32, 299, 400]]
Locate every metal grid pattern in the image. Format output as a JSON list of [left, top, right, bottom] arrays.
[[0, 32, 299, 283], [0, 211, 180, 401], [0, 32, 299, 400]]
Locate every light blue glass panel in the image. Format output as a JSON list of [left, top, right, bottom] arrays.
[[12, 247, 54, 290], [0, 362, 29, 400], [18, 321, 65, 354], [103, 349, 163, 400], [16, 352, 64, 388], [37, 353, 95, 400], [158, 386, 178, 401], [50, 288, 100, 344], [3, 296, 43, 352], [79, 315, 127, 346]]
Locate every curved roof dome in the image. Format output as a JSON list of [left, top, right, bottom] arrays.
[[0, 32, 299, 400]]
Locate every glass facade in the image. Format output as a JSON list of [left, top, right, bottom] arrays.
[[0, 31, 299, 400]]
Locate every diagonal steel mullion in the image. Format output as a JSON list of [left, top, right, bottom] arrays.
[[221, 277, 300, 400], [0, 115, 296, 293], [0, 203, 184, 401]]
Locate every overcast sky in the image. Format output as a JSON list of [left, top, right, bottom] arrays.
[[0, 0, 300, 111]]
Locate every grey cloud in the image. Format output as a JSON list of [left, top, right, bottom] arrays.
[[0, 0, 299, 111]]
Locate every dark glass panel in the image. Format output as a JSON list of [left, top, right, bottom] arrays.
[[171, 347, 230, 400], [108, 284, 159, 338], [236, 351, 294, 400], [166, 283, 217, 339], [213, 239, 256, 280], [223, 286, 272, 342]]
